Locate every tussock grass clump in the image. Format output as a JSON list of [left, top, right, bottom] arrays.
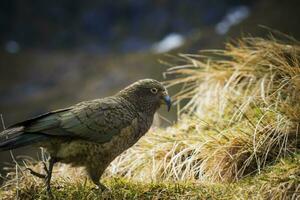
[[108, 36, 300, 182]]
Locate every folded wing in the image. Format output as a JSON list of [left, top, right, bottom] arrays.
[[0, 98, 135, 151]]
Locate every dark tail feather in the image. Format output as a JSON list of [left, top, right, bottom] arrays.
[[0, 133, 48, 151]]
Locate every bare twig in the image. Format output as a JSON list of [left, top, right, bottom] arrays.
[[1, 114, 20, 199]]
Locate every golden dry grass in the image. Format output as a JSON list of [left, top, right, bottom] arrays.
[[108, 35, 300, 183]]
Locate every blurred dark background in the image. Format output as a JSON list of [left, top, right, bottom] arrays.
[[0, 0, 253, 52], [0, 0, 300, 179]]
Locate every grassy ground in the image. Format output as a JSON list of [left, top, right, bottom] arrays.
[[0, 154, 299, 199], [1, 35, 299, 199]]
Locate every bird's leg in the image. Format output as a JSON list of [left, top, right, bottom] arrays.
[[26, 157, 56, 195], [45, 157, 56, 194]]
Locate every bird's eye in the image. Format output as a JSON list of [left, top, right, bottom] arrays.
[[150, 88, 158, 94]]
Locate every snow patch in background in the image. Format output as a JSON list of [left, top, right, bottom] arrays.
[[5, 40, 20, 54], [215, 6, 250, 35], [152, 33, 185, 53]]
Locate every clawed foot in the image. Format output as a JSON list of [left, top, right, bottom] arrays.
[[26, 167, 46, 178], [92, 182, 111, 194], [95, 183, 108, 191], [26, 161, 48, 179]]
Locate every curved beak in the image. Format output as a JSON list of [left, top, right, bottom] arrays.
[[162, 93, 171, 112]]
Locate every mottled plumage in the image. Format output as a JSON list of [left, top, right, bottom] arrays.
[[0, 79, 171, 193]]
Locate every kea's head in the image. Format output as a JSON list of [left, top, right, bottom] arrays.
[[118, 79, 171, 114]]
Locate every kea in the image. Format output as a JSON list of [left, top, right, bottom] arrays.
[[0, 79, 171, 194]]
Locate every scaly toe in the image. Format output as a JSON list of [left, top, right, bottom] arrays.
[[25, 168, 46, 179], [93, 183, 110, 193]]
